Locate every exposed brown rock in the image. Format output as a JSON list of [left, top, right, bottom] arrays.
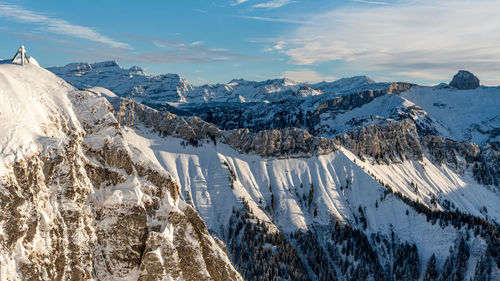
[[0, 90, 242, 281]]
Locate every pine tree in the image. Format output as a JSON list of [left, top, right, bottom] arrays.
[[424, 254, 438, 281]]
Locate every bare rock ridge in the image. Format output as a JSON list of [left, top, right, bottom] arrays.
[[0, 64, 242, 281], [111, 96, 339, 158], [449, 70, 480, 89]]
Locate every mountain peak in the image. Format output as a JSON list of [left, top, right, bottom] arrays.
[[449, 70, 480, 89]]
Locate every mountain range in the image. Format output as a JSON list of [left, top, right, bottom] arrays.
[[0, 59, 498, 281]]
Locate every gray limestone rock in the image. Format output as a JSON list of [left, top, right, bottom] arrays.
[[449, 70, 480, 89]]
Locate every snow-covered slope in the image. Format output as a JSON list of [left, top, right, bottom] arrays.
[[118, 120, 500, 281], [401, 86, 500, 144], [104, 92, 500, 281], [0, 63, 80, 174], [0, 63, 242, 281]]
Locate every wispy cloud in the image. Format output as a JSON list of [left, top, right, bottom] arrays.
[[43, 37, 269, 65], [238, 15, 310, 24], [253, 0, 294, 9], [231, 0, 293, 8], [351, 0, 388, 5], [0, 2, 130, 49], [231, 0, 250, 6], [272, 0, 500, 81]]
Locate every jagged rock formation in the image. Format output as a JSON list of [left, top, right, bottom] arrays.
[[340, 119, 423, 164], [0, 64, 242, 280], [449, 70, 480, 89], [222, 127, 337, 158], [423, 137, 500, 186]]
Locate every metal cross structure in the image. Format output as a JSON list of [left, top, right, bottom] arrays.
[[11, 45, 31, 66]]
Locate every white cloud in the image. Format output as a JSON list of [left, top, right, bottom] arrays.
[[232, 0, 293, 8], [0, 2, 130, 49], [239, 15, 310, 24], [274, 0, 500, 80], [253, 0, 293, 9], [231, 0, 250, 6], [351, 0, 388, 5], [282, 69, 336, 83]]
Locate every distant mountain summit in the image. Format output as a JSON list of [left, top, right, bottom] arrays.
[[449, 70, 480, 89]]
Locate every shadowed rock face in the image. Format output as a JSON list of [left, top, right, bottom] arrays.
[[449, 70, 480, 89], [340, 119, 423, 164]]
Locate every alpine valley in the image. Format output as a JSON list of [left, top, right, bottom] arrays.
[[0, 58, 499, 281]]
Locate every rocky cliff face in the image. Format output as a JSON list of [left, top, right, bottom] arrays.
[[423, 136, 500, 187], [0, 65, 242, 281], [110, 96, 338, 158], [340, 119, 423, 164], [449, 70, 480, 89]]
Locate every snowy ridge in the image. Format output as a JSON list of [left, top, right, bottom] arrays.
[[401, 86, 500, 144], [0, 63, 80, 175]]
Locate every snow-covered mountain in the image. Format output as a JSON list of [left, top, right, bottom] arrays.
[[1, 59, 499, 281], [48, 61, 395, 105], [0, 62, 242, 281]]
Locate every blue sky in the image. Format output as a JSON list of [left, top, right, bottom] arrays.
[[1, 0, 500, 85]]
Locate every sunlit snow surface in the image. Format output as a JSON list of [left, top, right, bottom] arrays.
[[401, 86, 500, 144], [0, 63, 80, 176]]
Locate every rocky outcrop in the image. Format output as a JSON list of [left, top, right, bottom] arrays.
[[480, 142, 500, 186], [112, 97, 220, 141], [449, 70, 480, 89], [139, 206, 242, 281], [340, 119, 423, 164], [223, 127, 338, 158], [422, 136, 481, 171]]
